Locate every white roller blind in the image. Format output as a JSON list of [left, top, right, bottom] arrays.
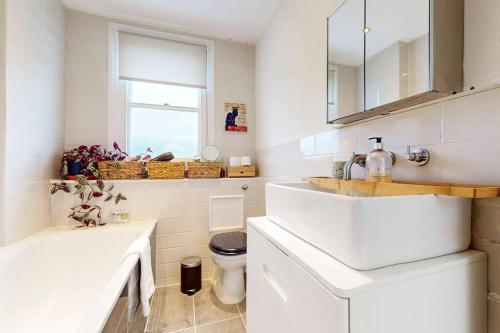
[[119, 32, 207, 88]]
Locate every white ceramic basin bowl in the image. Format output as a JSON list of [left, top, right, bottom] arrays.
[[265, 183, 471, 270]]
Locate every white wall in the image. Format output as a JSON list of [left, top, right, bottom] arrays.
[[64, 10, 108, 148], [0, 0, 6, 245], [331, 64, 360, 118], [256, 0, 500, 331], [408, 34, 429, 96], [2, 0, 65, 245], [65, 10, 256, 165], [364, 42, 407, 110], [51, 178, 264, 286], [214, 39, 256, 163], [255, 0, 340, 150], [464, 0, 500, 88], [257, 0, 500, 151]]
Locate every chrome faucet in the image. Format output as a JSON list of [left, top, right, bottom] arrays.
[[343, 153, 367, 181], [343, 151, 396, 180]]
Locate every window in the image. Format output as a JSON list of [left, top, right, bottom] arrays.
[[127, 81, 201, 158], [108, 24, 215, 157]]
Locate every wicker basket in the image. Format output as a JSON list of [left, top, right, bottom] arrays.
[[187, 162, 223, 179], [98, 161, 145, 180], [147, 161, 185, 179]]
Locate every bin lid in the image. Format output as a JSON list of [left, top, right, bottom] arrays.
[[181, 256, 202, 268]]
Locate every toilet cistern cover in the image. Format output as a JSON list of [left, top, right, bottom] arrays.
[[209, 232, 247, 255], [208, 195, 245, 231]]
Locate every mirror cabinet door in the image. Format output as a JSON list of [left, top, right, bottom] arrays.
[[364, 0, 430, 110], [327, 0, 365, 123]]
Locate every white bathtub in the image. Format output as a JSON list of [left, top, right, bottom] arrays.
[[0, 220, 157, 333]]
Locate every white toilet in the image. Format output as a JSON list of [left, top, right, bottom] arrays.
[[208, 195, 247, 304]]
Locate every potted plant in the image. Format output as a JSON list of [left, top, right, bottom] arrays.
[[51, 175, 126, 227], [53, 143, 152, 227], [61, 145, 106, 179], [56, 143, 127, 226]]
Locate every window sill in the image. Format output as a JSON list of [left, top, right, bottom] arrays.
[[49, 177, 261, 185]]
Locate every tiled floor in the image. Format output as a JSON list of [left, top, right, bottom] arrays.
[[146, 281, 246, 333]]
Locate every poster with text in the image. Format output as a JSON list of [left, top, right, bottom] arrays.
[[224, 103, 247, 132]]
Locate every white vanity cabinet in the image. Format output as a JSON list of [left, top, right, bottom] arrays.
[[247, 217, 487, 333], [247, 220, 349, 333]]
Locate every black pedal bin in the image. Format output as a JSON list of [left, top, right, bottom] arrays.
[[181, 256, 202, 295]]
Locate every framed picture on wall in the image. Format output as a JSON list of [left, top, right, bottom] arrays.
[[225, 103, 248, 132]]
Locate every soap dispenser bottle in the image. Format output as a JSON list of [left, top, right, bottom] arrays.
[[366, 137, 393, 182]]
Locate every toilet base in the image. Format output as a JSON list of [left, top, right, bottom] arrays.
[[212, 266, 246, 304]]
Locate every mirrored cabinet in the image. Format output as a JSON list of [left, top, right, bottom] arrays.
[[328, 0, 464, 124], [327, 0, 364, 121]]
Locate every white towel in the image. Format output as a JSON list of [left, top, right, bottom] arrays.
[[124, 236, 155, 317]]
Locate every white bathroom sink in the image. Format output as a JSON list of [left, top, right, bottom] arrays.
[[265, 183, 471, 270]]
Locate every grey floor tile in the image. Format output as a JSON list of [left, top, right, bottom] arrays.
[[170, 329, 195, 333], [146, 288, 194, 333], [129, 304, 148, 333], [166, 284, 182, 295], [196, 318, 246, 333], [102, 297, 128, 333], [194, 285, 240, 325]]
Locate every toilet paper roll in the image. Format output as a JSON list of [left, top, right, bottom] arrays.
[[230, 157, 241, 167], [241, 156, 252, 166]]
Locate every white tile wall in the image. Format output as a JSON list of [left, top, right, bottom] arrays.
[[3, 0, 65, 245], [442, 88, 500, 143], [50, 178, 265, 287], [357, 103, 442, 151], [258, 86, 500, 185], [257, 86, 500, 333], [315, 126, 358, 155], [55, 9, 260, 286]]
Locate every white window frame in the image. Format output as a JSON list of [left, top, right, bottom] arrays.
[[125, 81, 203, 157], [108, 23, 215, 153]]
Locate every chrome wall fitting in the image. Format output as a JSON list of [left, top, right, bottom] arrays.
[[406, 146, 430, 166]]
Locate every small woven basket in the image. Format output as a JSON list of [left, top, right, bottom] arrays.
[[187, 162, 223, 179], [147, 161, 185, 179], [98, 161, 145, 180]]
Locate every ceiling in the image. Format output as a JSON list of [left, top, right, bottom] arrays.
[[62, 0, 282, 43]]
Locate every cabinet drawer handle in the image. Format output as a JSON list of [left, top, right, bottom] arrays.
[[262, 264, 288, 302]]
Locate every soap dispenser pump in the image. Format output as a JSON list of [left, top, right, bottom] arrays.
[[366, 137, 393, 182]]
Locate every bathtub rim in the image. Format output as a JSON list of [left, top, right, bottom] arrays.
[[78, 220, 157, 333]]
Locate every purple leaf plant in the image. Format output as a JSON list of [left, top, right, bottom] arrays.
[[53, 143, 153, 227], [51, 175, 127, 227], [53, 142, 139, 227]]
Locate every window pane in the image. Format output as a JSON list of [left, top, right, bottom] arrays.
[[130, 81, 200, 108], [129, 107, 199, 158]]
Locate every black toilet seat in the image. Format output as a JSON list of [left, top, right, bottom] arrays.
[[209, 231, 247, 256]]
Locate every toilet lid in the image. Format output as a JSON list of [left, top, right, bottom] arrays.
[[209, 231, 247, 255]]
